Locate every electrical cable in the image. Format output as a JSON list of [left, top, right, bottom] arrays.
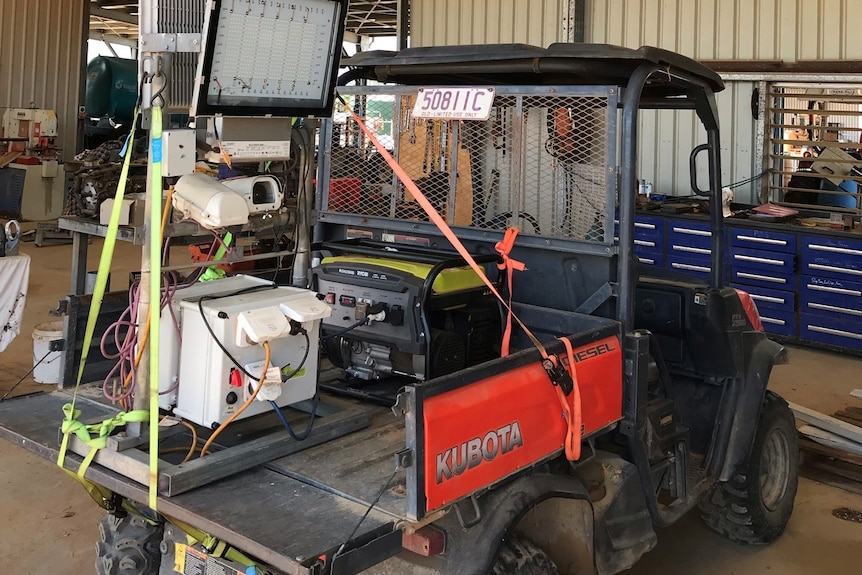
[[0, 352, 52, 402], [321, 317, 370, 342], [200, 341, 271, 457], [333, 465, 400, 561], [196, 284, 279, 380], [268, 332, 318, 441], [156, 417, 199, 463]]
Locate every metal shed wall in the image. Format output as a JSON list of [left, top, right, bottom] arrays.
[[411, 0, 576, 47], [587, 0, 862, 62], [587, 0, 862, 201], [0, 0, 88, 160]]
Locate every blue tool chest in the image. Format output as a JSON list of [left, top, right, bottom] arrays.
[[616, 211, 862, 354]]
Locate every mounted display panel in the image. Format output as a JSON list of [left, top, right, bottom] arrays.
[[193, 0, 349, 118]]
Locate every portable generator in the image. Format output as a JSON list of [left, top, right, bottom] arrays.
[[313, 242, 501, 392]]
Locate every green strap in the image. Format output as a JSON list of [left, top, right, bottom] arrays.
[[58, 108, 140, 486], [199, 231, 233, 282], [148, 105, 164, 510]]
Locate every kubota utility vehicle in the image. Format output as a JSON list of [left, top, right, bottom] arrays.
[[0, 43, 797, 575]]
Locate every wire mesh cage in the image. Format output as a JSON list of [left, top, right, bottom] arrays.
[[322, 86, 618, 243]]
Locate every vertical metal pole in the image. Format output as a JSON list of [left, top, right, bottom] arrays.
[[618, 65, 659, 330], [396, 0, 409, 50], [130, 0, 164, 436]]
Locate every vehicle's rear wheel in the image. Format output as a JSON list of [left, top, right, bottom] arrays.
[[491, 535, 559, 575], [96, 512, 163, 575], [700, 391, 798, 544]]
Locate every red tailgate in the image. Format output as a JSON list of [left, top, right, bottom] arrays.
[[423, 335, 623, 511]]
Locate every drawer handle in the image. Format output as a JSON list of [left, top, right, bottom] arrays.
[[634, 239, 656, 247], [737, 272, 786, 284], [672, 227, 711, 237], [809, 244, 862, 257], [672, 262, 710, 273], [807, 325, 862, 341], [807, 302, 862, 317], [808, 263, 862, 277], [737, 235, 787, 246], [807, 284, 862, 297], [638, 257, 655, 265], [760, 317, 786, 326], [734, 254, 785, 266], [673, 245, 711, 255], [635, 222, 656, 230], [750, 294, 786, 305]]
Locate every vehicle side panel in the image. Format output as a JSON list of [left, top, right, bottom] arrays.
[[422, 335, 623, 511]]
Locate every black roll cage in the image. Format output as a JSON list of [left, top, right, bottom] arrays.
[[336, 42, 727, 330]]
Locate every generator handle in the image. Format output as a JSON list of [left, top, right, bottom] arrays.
[[421, 254, 502, 301]]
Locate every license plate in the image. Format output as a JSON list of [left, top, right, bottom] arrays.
[[412, 87, 495, 121]]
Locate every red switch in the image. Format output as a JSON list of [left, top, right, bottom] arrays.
[[325, 292, 336, 304], [229, 368, 243, 388]]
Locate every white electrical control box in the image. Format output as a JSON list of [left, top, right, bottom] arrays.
[[158, 275, 272, 410], [162, 129, 197, 177], [173, 285, 330, 428]]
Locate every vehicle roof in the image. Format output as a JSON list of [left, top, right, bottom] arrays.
[[342, 43, 725, 96]]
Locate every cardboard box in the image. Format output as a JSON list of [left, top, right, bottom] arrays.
[[100, 196, 146, 227]]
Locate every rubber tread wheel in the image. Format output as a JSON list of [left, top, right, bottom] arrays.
[[96, 513, 163, 575], [491, 535, 559, 575], [700, 391, 799, 544]]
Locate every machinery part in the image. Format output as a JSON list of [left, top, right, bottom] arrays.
[[96, 513, 163, 575], [700, 391, 799, 544], [86, 57, 139, 124], [490, 536, 559, 575]]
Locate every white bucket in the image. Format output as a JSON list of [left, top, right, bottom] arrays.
[[32, 321, 64, 384]]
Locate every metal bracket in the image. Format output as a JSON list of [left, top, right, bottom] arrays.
[[140, 33, 202, 53], [575, 282, 617, 315], [391, 391, 409, 417], [394, 448, 413, 470], [453, 494, 482, 529]]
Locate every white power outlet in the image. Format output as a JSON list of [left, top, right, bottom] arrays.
[[235, 306, 290, 346], [243, 361, 283, 402]]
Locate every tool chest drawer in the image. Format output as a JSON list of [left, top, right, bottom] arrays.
[[636, 253, 664, 268], [668, 220, 713, 250], [730, 283, 795, 314], [800, 313, 862, 351], [801, 275, 862, 307], [800, 275, 862, 322], [614, 215, 665, 244], [730, 267, 793, 290], [667, 254, 711, 279], [729, 227, 797, 254], [729, 247, 795, 277], [801, 235, 862, 281], [756, 307, 797, 337]]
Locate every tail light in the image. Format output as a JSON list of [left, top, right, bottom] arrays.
[[733, 288, 764, 332]]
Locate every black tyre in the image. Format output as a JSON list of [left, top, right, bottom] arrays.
[[491, 535, 559, 575], [700, 391, 799, 544], [96, 513, 163, 575]]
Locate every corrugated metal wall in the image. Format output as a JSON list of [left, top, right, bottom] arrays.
[[0, 0, 87, 159], [411, 0, 574, 47], [587, 0, 862, 201], [588, 0, 862, 61]]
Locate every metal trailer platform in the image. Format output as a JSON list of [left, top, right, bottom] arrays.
[[0, 390, 410, 575]]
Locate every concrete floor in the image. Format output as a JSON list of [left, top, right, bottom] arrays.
[[1, 235, 861, 574]]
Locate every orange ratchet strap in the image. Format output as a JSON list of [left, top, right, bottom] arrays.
[[495, 227, 525, 357], [338, 94, 582, 460]]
